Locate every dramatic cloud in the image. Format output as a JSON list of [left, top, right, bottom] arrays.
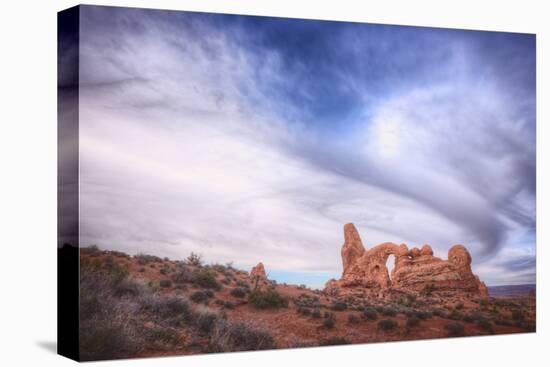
[[75, 6, 535, 286]]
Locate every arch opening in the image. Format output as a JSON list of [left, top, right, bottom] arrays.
[[386, 254, 396, 283]]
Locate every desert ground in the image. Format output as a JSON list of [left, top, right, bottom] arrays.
[[76, 245, 535, 361]]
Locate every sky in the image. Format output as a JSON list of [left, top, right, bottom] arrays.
[[71, 5, 536, 287]]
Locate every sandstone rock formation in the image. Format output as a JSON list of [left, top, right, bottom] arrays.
[[326, 223, 488, 297], [250, 262, 267, 279]]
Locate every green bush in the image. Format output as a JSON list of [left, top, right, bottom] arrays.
[[331, 300, 347, 311], [143, 327, 181, 348], [378, 319, 398, 331], [511, 310, 525, 321], [382, 307, 397, 317], [477, 319, 494, 333], [159, 279, 172, 288], [215, 299, 235, 309], [172, 264, 193, 284], [208, 320, 275, 352], [418, 311, 432, 320], [432, 308, 448, 318], [192, 268, 221, 290], [135, 253, 162, 265], [248, 287, 288, 309], [348, 313, 360, 323], [230, 287, 247, 298], [462, 314, 474, 323], [236, 279, 250, 289], [186, 252, 203, 266], [194, 309, 221, 334], [363, 308, 378, 320], [191, 290, 212, 303], [312, 308, 321, 319], [85, 244, 100, 255], [323, 312, 336, 329], [143, 295, 192, 324], [448, 309, 463, 320]]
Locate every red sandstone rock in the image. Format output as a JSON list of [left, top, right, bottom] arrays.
[[250, 262, 267, 279], [326, 223, 488, 297], [341, 223, 365, 276]]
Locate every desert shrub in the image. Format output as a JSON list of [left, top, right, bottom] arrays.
[[208, 320, 275, 352], [406, 316, 420, 327], [135, 253, 162, 265], [80, 319, 142, 361], [142, 326, 181, 348], [432, 308, 448, 318], [296, 306, 310, 316], [142, 294, 192, 325], [175, 284, 187, 292], [323, 312, 336, 329], [192, 268, 221, 290], [331, 300, 348, 311], [320, 336, 349, 346], [446, 322, 465, 336], [511, 310, 525, 321], [455, 302, 464, 310], [138, 267, 145, 273], [477, 319, 494, 333], [382, 307, 397, 317], [211, 263, 229, 274], [312, 308, 322, 319], [248, 287, 288, 309], [363, 308, 378, 320], [375, 305, 384, 313], [186, 252, 203, 266], [468, 311, 486, 323], [103, 262, 129, 284], [159, 267, 169, 275], [191, 290, 212, 303], [85, 244, 100, 255], [172, 264, 193, 284], [79, 264, 145, 360], [348, 313, 360, 323], [114, 278, 147, 298], [236, 279, 250, 289], [159, 279, 172, 288], [462, 314, 474, 323], [448, 309, 463, 320], [378, 319, 398, 331], [418, 311, 433, 320], [194, 309, 222, 334], [294, 294, 321, 308], [147, 280, 160, 291], [230, 287, 247, 298], [215, 299, 235, 309]]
